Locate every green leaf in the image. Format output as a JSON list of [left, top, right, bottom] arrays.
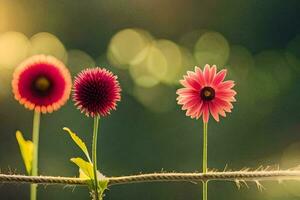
[[70, 157, 94, 180], [63, 127, 91, 162], [97, 174, 109, 195], [16, 131, 33, 174], [98, 179, 109, 198], [79, 169, 94, 190], [79, 168, 90, 179]]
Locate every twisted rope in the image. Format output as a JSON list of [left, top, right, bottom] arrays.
[[1, 170, 300, 186]]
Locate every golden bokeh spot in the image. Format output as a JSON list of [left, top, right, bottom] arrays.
[[227, 45, 254, 80], [30, 32, 67, 63], [147, 39, 183, 85], [67, 49, 95, 75], [108, 28, 151, 68], [194, 31, 230, 67], [129, 54, 159, 88], [133, 84, 175, 113], [0, 32, 30, 69]]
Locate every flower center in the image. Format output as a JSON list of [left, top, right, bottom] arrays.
[[32, 76, 52, 96], [200, 87, 215, 101]]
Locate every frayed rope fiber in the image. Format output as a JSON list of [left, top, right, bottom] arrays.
[[1, 170, 300, 186]]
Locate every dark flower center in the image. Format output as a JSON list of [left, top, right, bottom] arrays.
[[32, 76, 52, 96], [200, 87, 215, 101]]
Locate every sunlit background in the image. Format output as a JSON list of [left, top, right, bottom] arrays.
[[1, 0, 300, 199]]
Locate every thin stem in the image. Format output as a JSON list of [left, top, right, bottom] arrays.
[[31, 111, 41, 200], [92, 116, 100, 200], [202, 122, 208, 200]]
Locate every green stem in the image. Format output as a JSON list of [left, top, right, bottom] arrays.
[[202, 122, 208, 200], [31, 111, 41, 200], [92, 116, 100, 200]]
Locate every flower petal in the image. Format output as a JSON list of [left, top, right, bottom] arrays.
[[202, 103, 210, 123], [209, 102, 220, 122], [195, 66, 206, 86], [209, 65, 217, 85], [212, 69, 227, 86], [183, 75, 201, 90], [216, 80, 235, 91], [203, 64, 211, 85]]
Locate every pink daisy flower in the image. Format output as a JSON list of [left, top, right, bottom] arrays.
[[73, 67, 121, 117], [12, 55, 72, 113], [176, 64, 236, 122]]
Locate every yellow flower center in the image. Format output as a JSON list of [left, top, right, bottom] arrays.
[[33, 76, 52, 96], [200, 87, 215, 101]]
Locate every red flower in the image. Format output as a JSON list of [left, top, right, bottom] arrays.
[[73, 68, 121, 117], [12, 55, 72, 113], [176, 64, 236, 122]]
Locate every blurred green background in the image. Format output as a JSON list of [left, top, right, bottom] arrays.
[[1, 0, 300, 199]]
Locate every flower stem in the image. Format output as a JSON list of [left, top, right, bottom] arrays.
[[202, 122, 208, 200], [92, 116, 100, 200], [31, 111, 41, 200]]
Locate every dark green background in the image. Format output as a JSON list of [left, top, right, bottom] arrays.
[[1, 0, 300, 199]]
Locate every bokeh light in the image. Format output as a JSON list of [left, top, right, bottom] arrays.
[[173, 47, 196, 85], [0, 68, 12, 101], [147, 39, 183, 85], [194, 31, 230, 67], [129, 53, 160, 88], [0, 1, 300, 199], [227, 45, 254, 81], [67, 49, 96, 75], [179, 29, 208, 50], [108, 28, 151, 68], [29, 32, 67, 63], [0, 31, 30, 69], [133, 84, 176, 113]]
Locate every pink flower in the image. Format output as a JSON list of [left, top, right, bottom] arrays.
[[73, 68, 121, 117], [12, 55, 72, 113], [176, 64, 236, 123]]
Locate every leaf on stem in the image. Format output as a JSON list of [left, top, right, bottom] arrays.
[[98, 178, 109, 197], [63, 127, 91, 162], [70, 157, 94, 180], [16, 131, 33, 175]]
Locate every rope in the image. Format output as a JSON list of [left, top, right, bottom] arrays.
[[1, 170, 300, 186]]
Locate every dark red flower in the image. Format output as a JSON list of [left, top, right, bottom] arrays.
[[73, 67, 121, 117], [12, 55, 72, 113]]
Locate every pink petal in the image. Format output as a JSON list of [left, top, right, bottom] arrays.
[[177, 93, 197, 101], [179, 79, 190, 88], [208, 65, 217, 85], [195, 66, 206, 86], [195, 106, 204, 119], [186, 101, 202, 117], [217, 96, 236, 102], [184, 76, 201, 90], [202, 103, 210, 123], [219, 109, 226, 117], [182, 98, 200, 109], [214, 98, 232, 112], [215, 90, 237, 101], [176, 88, 196, 95], [212, 69, 227, 86], [217, 80, 235, 91], [209, 102, 219, 122], [203, 64, 211, 85]]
